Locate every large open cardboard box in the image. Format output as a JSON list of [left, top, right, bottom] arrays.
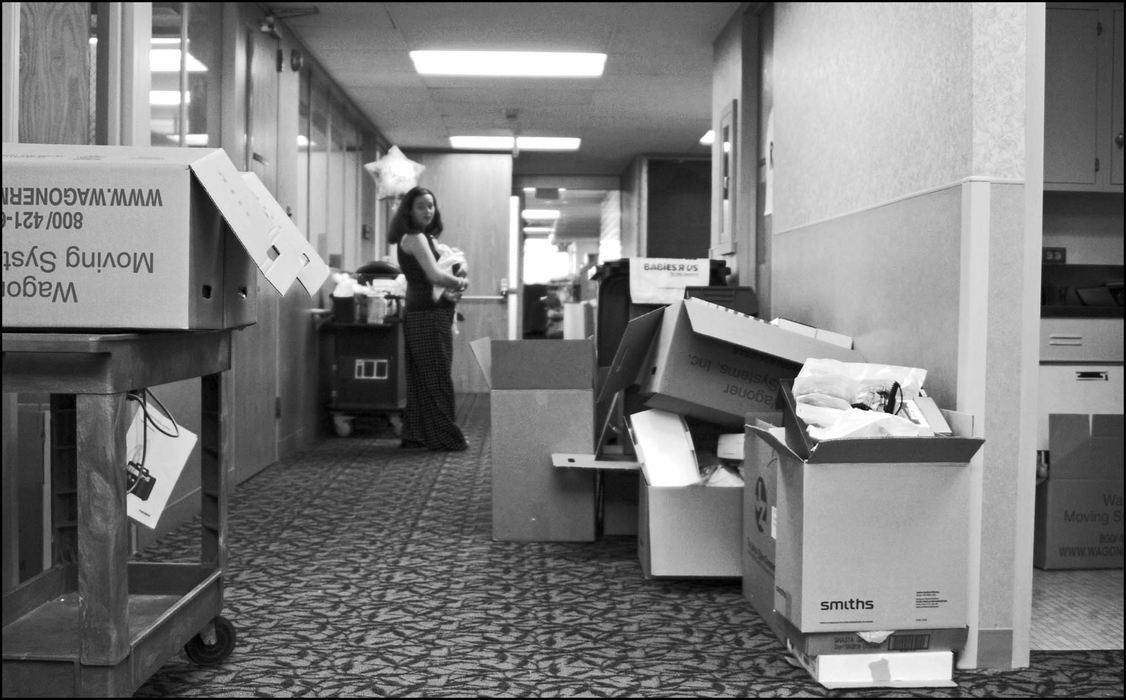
[[470, 338, 598, 542], [599, 298, 863, 429], [742, 414, 787, 640], [2, 143, 326, 329], [1034, 413, 1124, 569], [748, 381, 984, 633]]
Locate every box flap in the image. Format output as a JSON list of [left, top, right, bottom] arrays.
[[1092, 413, 1125, 439], [594, 390, 636, 459], [748, 424, 803, 462], [629, 409, 699, 486], [237, 175, 326, 299], [1049, 413, 1124, 480], [597, 307, 664, 403], [684, 298, 863, 364], [189, 151, 308, 293], [469, 337, 492, 388], [293, 235, 331, 295], [778, 380, 984, 464], [551, 452, 641, 471]]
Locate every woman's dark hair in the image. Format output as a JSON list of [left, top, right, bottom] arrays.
[[388, 186, 443, 244]]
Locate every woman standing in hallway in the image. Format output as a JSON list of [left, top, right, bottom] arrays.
[[389, 186, 469, 451]]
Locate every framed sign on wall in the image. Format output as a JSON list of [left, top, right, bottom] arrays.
[[716, 99, 737, 254]]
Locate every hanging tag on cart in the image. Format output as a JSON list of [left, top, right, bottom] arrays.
[[125, 390, 199, 529]]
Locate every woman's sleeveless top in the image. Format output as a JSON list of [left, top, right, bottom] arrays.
[[397, 234, 452, 311]]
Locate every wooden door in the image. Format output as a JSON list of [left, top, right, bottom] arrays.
[[232, 26, 280, 482], [415, 154, 513, 393]]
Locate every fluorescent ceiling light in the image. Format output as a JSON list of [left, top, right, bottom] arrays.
[[450, 136, 514, 150], [522, 209, 561, 221], [449, 136, 580, 151], [410, 50, 605, 77], [518, 137, 580, 151], [699, 130, 715, 146], [523, 226, 555, 235]]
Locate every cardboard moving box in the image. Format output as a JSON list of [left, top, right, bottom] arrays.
[[787, 646, 956, 689], [470, 338, 597, 542], [779, 614, 968, 656], [1035, 413, 1124, 570], [742, 414, 787, 641], [630, 408, 742, 578], [749, 382, 984, 633], [599, 298, 863, 429], [638, 475, 743, 578], [1034, 478, 1124, 569], [2, 143, 327, 329]]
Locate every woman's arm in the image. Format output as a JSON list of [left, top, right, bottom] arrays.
[[400, 233, 468, 291]]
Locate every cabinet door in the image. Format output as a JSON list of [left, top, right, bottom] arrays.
[[1111, 7, 1123, 186], [1044, 8, 1100, 186], [1037, 365, 1124, 450]]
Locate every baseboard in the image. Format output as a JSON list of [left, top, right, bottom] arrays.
[[976, 628, 1015, 670]]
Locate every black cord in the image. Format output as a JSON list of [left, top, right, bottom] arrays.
[[884, 381, 902, 414], [124, 388, 183, 495], [125, 391, 149, 494], [141, 389, 181, 438]]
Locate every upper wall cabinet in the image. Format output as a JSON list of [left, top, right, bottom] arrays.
[[1044, 3, 1124, 191]]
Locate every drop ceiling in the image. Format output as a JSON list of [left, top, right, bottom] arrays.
[[264, 2, 745, 178]]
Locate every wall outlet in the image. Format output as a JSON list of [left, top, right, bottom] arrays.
[[1042, 247, 1067, 264]]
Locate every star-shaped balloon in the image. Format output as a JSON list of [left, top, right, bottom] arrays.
[[364, 146, 425, 200]]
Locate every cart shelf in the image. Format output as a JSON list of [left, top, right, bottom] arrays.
[[2, 331, 237, 697]]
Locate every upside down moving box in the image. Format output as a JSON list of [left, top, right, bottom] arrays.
[[470, 338, 597, 542], [599, 298, 862, 429], [748, 381, 984, 633], [1034, 413, 1124, 569], [2, 143, 327, 329]]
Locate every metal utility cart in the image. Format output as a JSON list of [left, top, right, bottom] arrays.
[[321, 317, 406, 437], [2, 330, 236, 697]]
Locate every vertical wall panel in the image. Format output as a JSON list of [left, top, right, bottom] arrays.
[[19, 2, 89, 144], [772, 3, 973, 233], [416, 153, 514, 394], [767, 2, 1037, 670]]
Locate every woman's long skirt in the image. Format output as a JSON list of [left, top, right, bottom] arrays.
[[400, 307, 468, 451]]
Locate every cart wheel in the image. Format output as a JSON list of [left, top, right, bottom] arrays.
[[333, 414, 354, 437], [185, 615, 236, 666]]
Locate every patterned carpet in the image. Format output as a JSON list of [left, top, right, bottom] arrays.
[[133, 393, 1124, 698]]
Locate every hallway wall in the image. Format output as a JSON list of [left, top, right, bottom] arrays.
[[764, 2, 1040, 669]]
